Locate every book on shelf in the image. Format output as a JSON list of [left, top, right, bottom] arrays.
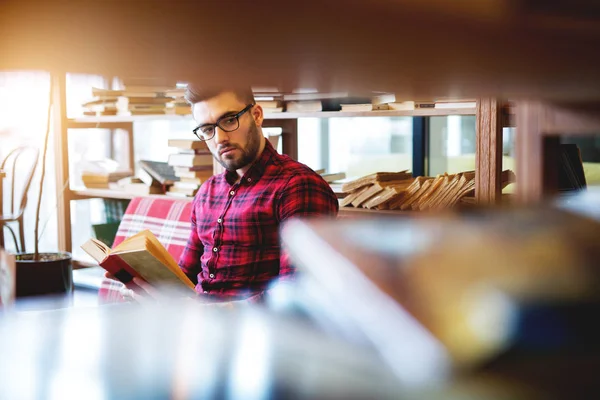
[[173, 166, 214, 180], [81, 230, 195, 295], [434, 100, 477, 109], [168, 139, 209, 151], [120, 96, 173, 105], [340, 104, 372, 112], [91, 87, 171, 98], [263, 107, 283, 113], [415, 102, 436, 108], [81, 170, 133, 184], [285, 101, 322, 113], [83, 110, 118, 116], [172, 181, 201, 190], [387, 101, 415, 111], [283, 91, 349, 101], [82, 97, 119, 107], [167, 184, 199, 197], [168, 153, 213, 168], [256, 100, 282, 109], [319, 172, 347, 183], [117, 177, 164, 195], [176, 176, 207, 185], [558, 144, 587, 192], [371, 92, 396, 105], [138, 160, 179, 186], [166, 105, 192, 115]]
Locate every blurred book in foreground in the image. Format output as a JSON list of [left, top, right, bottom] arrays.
[[281, 205, 600, 386]]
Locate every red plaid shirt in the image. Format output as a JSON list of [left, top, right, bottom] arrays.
[[179, 140, 338, 301]]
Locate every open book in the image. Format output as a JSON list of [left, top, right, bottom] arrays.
[[81, 230, 195, 294]]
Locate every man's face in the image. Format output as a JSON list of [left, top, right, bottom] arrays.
[[192, 91, 262, 172]]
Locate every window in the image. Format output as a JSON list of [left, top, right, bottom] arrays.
[[298, 117, 413, 178]]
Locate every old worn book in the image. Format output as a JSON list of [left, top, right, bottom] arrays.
[[167, 139, 209, 151], [168, 153, 213, 167], [81, 230, 195, 294], [319, 172, 346, 183]]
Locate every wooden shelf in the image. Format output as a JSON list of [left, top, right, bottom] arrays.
[[67, 108, 476, 126], [265, 109, 477, 119], [70, 188, 412, 217]]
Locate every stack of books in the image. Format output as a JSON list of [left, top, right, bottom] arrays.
[[166, 139, 214, 197], [387, 100, 477, 110], [165, 88, 191, 115], [252, 87, 284, 113], [82, 94, 120, 116], [81, 85, 184, 116], [340, 170, 515, 211]]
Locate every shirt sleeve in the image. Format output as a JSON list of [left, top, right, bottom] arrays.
[[275, 172, 339, 284], [178, 195, 204, 285]]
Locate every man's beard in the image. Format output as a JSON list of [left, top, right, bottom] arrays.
[[214, 120, 262, 172]]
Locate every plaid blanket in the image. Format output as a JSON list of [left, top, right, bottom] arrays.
[[98, 196, 193, 304]]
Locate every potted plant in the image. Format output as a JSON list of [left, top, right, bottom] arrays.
[[14, 77, 73, 299]]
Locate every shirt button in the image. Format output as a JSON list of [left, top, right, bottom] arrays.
[[209, 273, 215, 279], [213, 247, 218, 252], [217, 218, 222, 223], [247, 178, 252, 182], [230, 190, 235, 196]]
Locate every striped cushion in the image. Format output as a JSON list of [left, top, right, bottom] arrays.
[[98, 196, 193, 304]]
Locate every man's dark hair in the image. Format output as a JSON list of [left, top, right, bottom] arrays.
[[184, 85, 255, 106]]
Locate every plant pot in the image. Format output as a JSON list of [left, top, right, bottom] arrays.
[[15, 252, 73, 298]]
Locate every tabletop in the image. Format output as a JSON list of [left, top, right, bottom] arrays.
[[0, 301, 413, 400]]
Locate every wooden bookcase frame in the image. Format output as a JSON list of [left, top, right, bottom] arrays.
[[52, 74, 506, 253]]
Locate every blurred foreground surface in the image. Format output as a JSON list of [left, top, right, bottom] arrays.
[[0, 302, 408, 400], [2, 0, 600, 100], [282, 188, 600, 399]]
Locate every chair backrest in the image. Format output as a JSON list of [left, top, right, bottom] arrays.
[[113, 197, 193, 262], [0, 146, 39, 219]]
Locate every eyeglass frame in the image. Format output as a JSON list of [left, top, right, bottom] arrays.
[[192, 103, 255, 141]]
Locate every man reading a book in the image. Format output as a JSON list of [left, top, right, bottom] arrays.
[[127, 86, 338, 302]]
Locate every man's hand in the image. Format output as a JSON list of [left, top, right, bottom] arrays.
[[104, 272, 161, 302]]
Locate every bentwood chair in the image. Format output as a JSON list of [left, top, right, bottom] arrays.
[[0, 146, 39, 253]]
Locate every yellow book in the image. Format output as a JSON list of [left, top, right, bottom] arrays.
[[81, 230, 195, 294]]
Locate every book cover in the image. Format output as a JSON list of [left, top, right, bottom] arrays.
[[167, 139, 209, 151], [168, 153, 213, 167], [81, 230, 196, 294]]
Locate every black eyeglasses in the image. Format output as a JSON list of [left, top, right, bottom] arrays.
[[192, 103, 255, 141]]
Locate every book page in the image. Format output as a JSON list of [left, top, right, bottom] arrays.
[[80, 238, 111, 263], [115, 249, 195, 292]]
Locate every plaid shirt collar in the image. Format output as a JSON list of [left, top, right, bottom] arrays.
[[224, 139, 277, 186]]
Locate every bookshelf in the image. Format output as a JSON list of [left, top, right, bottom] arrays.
[[53, 77, 502, 253], [67, 107, 477, 125]]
